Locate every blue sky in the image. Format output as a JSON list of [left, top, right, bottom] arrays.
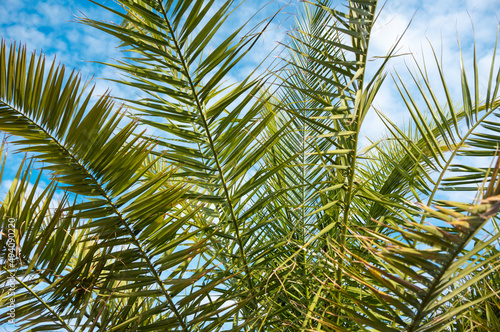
[[1, 0, 499, 140], [0, 0, 498, 214], [0, 1, 499, 330], [0, 0, 498, 140], [0, 0, 498, 206]]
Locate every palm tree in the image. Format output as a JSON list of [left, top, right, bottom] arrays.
[[1, 0, 500, 330]]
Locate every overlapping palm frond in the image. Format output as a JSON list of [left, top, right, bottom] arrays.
[[286, 12, 500, 332], [1, 0, 500, 331], [254, 0, 394, 328], [4, 0, 294, 329], [253, 0, 500, 330], [0, 40, 234, 330], [78, 0, 299, 329], [328, 164, 500, 331]]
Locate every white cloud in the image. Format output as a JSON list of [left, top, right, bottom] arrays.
[[1, 0, 499, 183], [4, 25, 48, 50], [361, 0, 500, 148], [38, 1, 71, 25]]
